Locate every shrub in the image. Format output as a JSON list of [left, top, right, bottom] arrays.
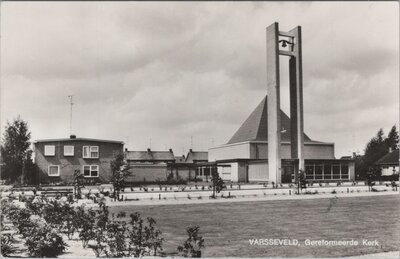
[[126, 212, 163, 257], [105, 214, 128, 257], [1, 233, 17, 257], [76, 207, 97, 248], [177, 226, 204, 257], [25, 218, 68, 257], [7, 206, 34, 237], [24, 196, 46, 216], [89, 227, 108, 257], [144, 217, 163, 256]]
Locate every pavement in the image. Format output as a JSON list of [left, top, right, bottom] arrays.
[[345, 251, 400, 258], [79, 188, 398, 207]]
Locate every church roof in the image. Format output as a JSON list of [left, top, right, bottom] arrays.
[[227, 96, 312, 144]]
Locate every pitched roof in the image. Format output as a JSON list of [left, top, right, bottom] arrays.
[[125, 150, 175, 162], [376, 149, 399, 165], [227, 96, 312, 144], [175, 156, 186, 163], [186, 151, 208, 163]]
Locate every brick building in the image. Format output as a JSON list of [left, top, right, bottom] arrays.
[[125, 149, 176, 183], [33, 135, 124, 183]]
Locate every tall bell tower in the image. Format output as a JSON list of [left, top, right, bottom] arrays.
[[266, 22, 304, 184]]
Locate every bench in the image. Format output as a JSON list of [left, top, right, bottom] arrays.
[[40, 188, 73, 197]]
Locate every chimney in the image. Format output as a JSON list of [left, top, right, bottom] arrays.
[[125, 148, 128, 152], [147, 148, 151, 152], [70, 135, 76, 139], [169, 148, 173, 153], [189, 149, 193, 153]]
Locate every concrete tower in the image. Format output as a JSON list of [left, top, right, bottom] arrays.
[[267, 22, 304, 184]]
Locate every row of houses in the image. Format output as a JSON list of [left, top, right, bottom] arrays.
[[33, 136, 399, 185], [33, 135, 215, 184], [32, 95, 399, 185]]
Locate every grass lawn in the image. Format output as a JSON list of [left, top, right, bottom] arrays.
[[109, 194, 400, 258]]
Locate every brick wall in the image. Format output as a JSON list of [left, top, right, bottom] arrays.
[[34, 140, 123, 183]]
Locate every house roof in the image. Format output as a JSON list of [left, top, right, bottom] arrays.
[[34, 137, 124, 144], [186, 150, 208, 163], [175, 156, 186, 163], [125, 150, 175, 162], [228, 95, 318, 144], [376, 149, 400, 165]]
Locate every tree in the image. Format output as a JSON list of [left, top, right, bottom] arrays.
[[72, 169, 85, 199], [23, 150, 39, 185], [386, 125, 399, 151], [361, 128, 388, 179], [110, 153, 131, 201], [295, 169, 307, 193], [211, 170, 225, 198], [177, 226, 204, 258], [1, 117, 31, 183]]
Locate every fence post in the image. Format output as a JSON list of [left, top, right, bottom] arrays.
[[347, 188, 349, 193], [229, 192, 231, 198], [289, 190, 291, 195], [159, 193, 161, 200]]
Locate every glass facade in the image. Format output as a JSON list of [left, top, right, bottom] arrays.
[[304, 161, 351, 181]]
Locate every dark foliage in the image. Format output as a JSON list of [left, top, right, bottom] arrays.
[[177, 226, 204, 257], [0, 117, 31, 183]]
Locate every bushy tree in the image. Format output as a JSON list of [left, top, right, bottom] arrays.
[[144, 217, 163, 256], [211, 171, 225, 198], [177, 226, 204, 258], [354, 126, 399, 180], [0, 117, 31, 183], [22, 150, 39, 185], [72, 169, 85, 199], [386, 125, 399, 151], [110, 153, 131, 201]]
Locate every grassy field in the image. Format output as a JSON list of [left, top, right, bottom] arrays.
[[110, 195, 400, 258]]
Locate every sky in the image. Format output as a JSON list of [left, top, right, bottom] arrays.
[[0, 2, 398, 157]]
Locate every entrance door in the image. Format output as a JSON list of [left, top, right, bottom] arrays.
[[282, 165, 294, 183]]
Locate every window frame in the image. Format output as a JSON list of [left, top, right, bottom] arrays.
[[82, 165, 99, 178], [44, 145, 56, 156], [48, 165, 60, 177], [63, 145, 74, 157], [83, 146, 99, 159]]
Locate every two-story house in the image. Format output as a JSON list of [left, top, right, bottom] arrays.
[[33, 135, 124, 183]]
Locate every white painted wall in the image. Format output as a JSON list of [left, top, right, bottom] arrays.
[[248, 162, 269, 181], [209, 142, 251, 161], [381, 166, 399, 176], [210, 141, 335, 162]]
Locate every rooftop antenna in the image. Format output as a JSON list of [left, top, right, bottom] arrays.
[[68, 95, 74, 135], [190, 136, 193, 150]]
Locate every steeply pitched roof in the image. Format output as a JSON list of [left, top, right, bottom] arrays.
[[125, 150, 175, 162], [227, 96, 312, 144], [186, 150, 208, 163], [376, 149, 399, 165]]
